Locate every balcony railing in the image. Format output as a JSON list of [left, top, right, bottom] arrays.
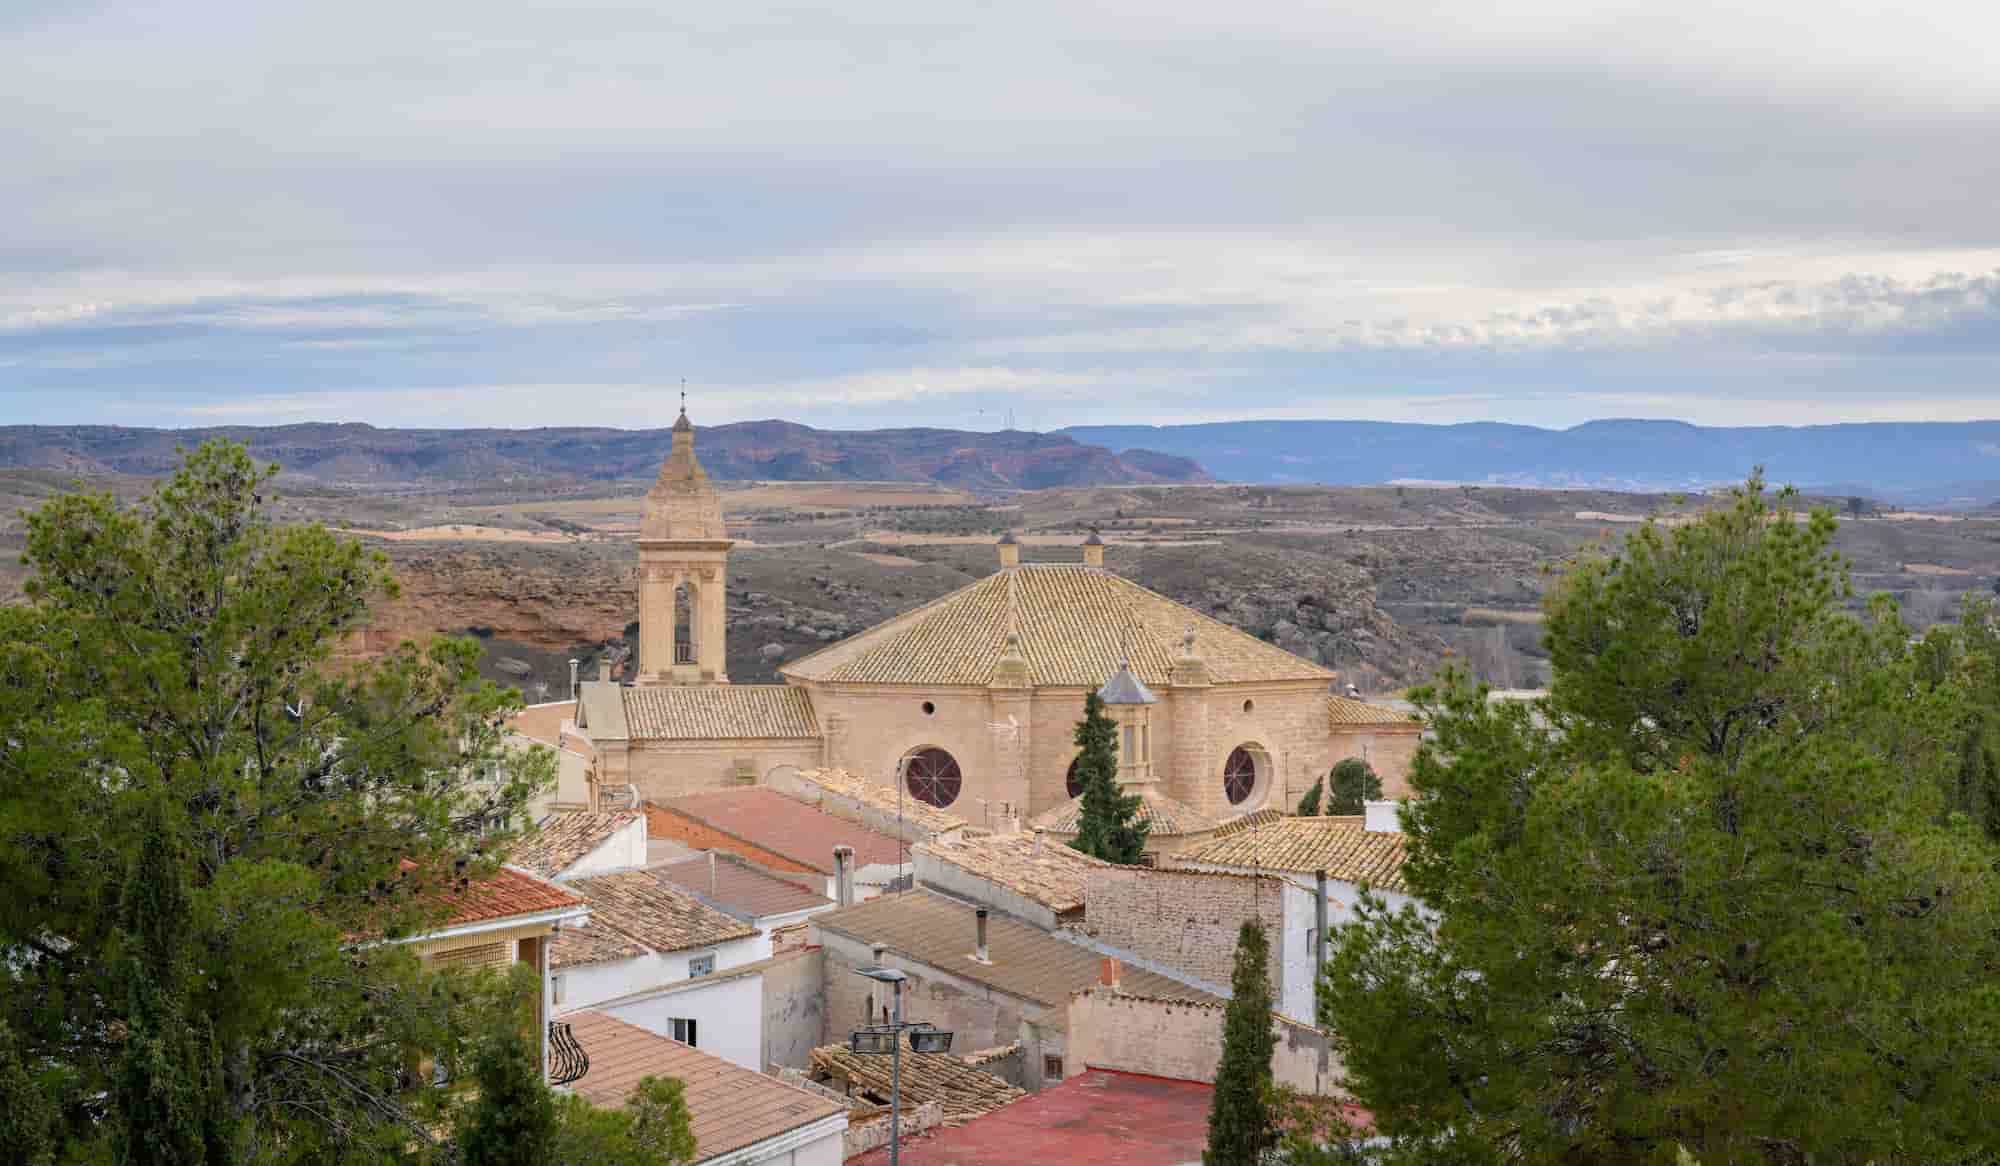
[[549, 1020, 589, 1086]]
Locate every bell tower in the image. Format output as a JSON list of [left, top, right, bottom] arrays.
[[636, 401, 733, 685]]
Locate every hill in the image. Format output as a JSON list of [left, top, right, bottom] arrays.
[[1061, 419, 2000, 504], [0, 421, 1207, 491]]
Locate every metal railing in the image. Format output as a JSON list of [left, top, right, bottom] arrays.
[[549, 1020, 589, 1086]]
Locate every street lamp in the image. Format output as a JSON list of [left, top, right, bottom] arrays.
[[849, 966, 953, 1166]]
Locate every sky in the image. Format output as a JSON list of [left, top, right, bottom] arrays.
[[2, 1, 1997, 432]]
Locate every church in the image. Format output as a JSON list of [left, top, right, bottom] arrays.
[[572, 409, 1420, 849]]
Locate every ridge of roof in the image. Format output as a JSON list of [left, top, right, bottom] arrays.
[[1172, 815, 1409, 893]]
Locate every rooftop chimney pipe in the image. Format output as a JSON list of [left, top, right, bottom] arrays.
[[973, 908, 991, 964], [833, 845, 856, 907], [597, 655, 612, 683], [1314, 868, 1330, 976], [1099, 955, 1122, 992]]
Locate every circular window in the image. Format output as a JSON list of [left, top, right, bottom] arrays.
[[1223, 746, 1260, 806], [903, 747, 963, 808], [1242, 699, 1254, 714], [921, 701, 936, 717], [1065, 756, 1085, 799]]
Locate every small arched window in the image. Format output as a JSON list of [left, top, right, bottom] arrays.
[[1065, 756, 1085, 799]]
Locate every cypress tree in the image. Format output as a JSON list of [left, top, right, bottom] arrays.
[[1325, 758, 1380, 815], [1296, 778, 1324, 816], [0, 1027, 57, 1166], [1205, 918, 1276, 1166], [1069, 692, 1149, 864]]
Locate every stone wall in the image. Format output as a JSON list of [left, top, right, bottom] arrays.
[[1082, 867, 1295, 1000], [1065, 987, 1344, 1096], [624, 737, 825, 802], [1327, 728, 1422, 799]]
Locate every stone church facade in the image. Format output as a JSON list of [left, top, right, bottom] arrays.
[[574, 412, 1420, 838]]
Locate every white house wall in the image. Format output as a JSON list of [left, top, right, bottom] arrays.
[[598, 971, 764, 1071], [556, 934, 765, 1014], [561, 816, 651, 879]]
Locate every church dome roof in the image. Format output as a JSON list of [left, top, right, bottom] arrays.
[[779, 563, 1334, 688]]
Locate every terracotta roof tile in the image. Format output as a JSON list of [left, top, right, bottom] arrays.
[[1026, 786, 1220, 838], [565, 1011, 843, 1158], [846, 1069, 1214, 1166], [660, 788, 907, 873], [621, 684, 818, 739], [435, 866, 585, 928], [510, 811, 641, 879], [786, 767, 968, 835], [568, 869, 757, 954], [652, 853, 834, 920], [913, 832, 1109, 917], [1326, 695, 1420, 727], [549, 919, 649, 969], [810, 891, 1215, 1009], [809, 1040, 1025, 1125], [1173, 816, 1408, 892], [782, 563, 1333, 687]]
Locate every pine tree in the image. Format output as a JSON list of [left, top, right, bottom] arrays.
[[460, 1029, 559, 1166], [1320, 475, 2000, 1162], [1205, 918, 1276, 1166], [0, 1026, 57, 1166], [1068, 691, 1149, 864], [1325, 758, 1379, 815], [1297, 778, 1324, 816]]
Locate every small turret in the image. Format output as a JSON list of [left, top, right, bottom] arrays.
[[997, 530, 1021, 568], [1082, 528, 1105, 568]]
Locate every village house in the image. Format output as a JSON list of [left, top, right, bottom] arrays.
[[550, 869, 760, 1014], [649, 851, 834, 954], [642, 787, 913, 903], [1171, 799, 1417, 927], [569, 407, 1423, 826], [509, 809, 650, 881]]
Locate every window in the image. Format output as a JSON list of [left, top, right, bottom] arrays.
[[1242, 698, 1255, 713], [1122, 725, 1135, 763], [688, 954, 715, 978], [1044, 1055, 1064, 1080], [921, 700, 936, 716], [1223, 746, 1260, 806], [1065, 755, 1084, 798], [669, 1018, 698, 1047], [903, 747, 963, 808]]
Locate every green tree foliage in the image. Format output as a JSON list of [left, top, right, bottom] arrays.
[[0, 442, 551, 1162], [1068, 692, 1149, 863], [1205, 918, 1276, 1166], [1319, 475, 2000, 1164], [461, 1029, 558, 1166], [0, 1024, 60, 1166], [552, 1078, 698, 1166], [1325, 758, 1380, 815], [1297, 777, 1324, 816]]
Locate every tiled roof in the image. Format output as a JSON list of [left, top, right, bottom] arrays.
[[567, 870, 757, 954], [549, 919, 649, 969], [510, 811, 641, 879], [913, 832, 1109, 917], [565, 1011, 844, 1159], [660, 788, 908, 873], [846, 1069, 1213, 1166], [1326, 695, 1420, 728], [1209, 807, 1284, 838], [652, 853, 834, 920], [810, 1040, 1026, 1125], [1173, 816, 1408, 892], [1026, 786, 1220, 838], [508, 701, 573, 748], [435, 866, 585, 928], [785, 767, 969, 835], [621, 684, 818, 740], [810, 891, 1216, 1009], [781, 563, 1334, 688]]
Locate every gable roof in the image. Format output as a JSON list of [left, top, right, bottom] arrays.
[[658, 788, 907, 873], [510, 811, 641, 879], [565, 1011, 844, 1160], [781, 563, 1334, 688], [434, 865, 586, 929], [913, 832, 1109, 917], [651, 853, 834, 920], [621, 684, 818, 739], [549, 919, 649, 969], [1026, 786, 1220, 838], [567, 869, 757, 954], [1173, 815, 1409, 893], [1326, 695, 1421, 728], [810, 891, 1215, 1009]]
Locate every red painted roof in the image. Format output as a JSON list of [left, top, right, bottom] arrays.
[[436, 865, 585, 928], [848, 1070, 1215, 1166], [660, 788, 906, 873]]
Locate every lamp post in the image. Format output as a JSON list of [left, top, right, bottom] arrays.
[[849, 966, 953, 1166]]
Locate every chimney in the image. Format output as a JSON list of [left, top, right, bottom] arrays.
[[1364, 799, 1401, 834], [833, 845, 855, 907], [597, 655, 612, 683], [1030, 830, 1044, 857], [1314, 868, 1330, 976], [997, 530, 1020, 568], [708, 850, 718, 899], [972, 908, 991, 964], [1081, 529, 1105, 568], [1098, 955, 1122, 993]]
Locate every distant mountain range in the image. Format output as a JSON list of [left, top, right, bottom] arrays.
[[1062, 419, 2000, 505], [0, 422, 1207, 491]]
